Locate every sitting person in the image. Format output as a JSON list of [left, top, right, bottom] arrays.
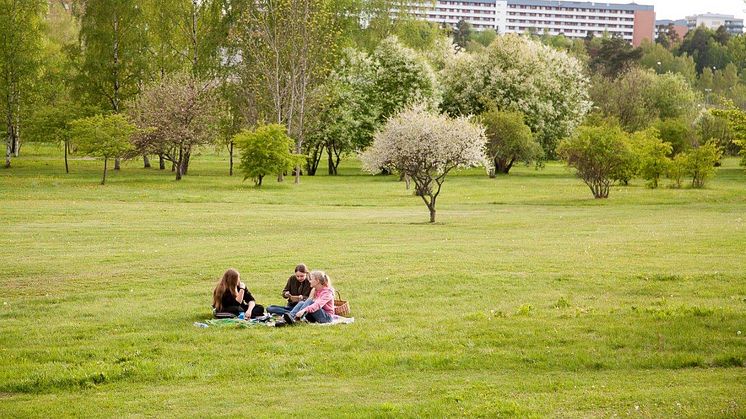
[[283, 270, 334, 324], [266, 264, 312, 316], [212, 268, 264, 318]]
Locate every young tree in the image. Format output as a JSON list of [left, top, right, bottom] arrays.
[[629, 128, 672, 189], [235, 124, 303, 186], [361, 105, 487, 223], [684, 141, 723, 188], [128, 73, 224, 180], [557, 123, 633, 199], [667, 153, 687, 188], [480, 109, 543, 176], [69, 114, 135, 184], [25, 102, 97, 173], [0, 0, 45, 167]]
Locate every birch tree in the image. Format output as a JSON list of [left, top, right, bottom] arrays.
[[74, 0, 148, 170], [233, 0, 342, 184], [0, 0, 45, 167]]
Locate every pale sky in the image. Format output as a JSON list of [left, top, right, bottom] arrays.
[[643, 0, 746, 21]]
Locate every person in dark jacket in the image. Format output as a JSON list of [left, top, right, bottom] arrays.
[[266, 264, 311, 316], [212, 268, 264, 318]]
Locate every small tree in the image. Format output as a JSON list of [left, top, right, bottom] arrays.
[[69, 114, 135, 184], [361, 105, 487, 223], [480, 109, 543, 176], [667, 153, 687, 188], [235, 124, 303, 186], [128, 73, 224, 180], [629, 128, 672, 189], [557, 123, 633, 198], [684, 141, 722, 188]]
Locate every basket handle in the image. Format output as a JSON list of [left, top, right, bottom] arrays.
[[335, 290, 342, 300]]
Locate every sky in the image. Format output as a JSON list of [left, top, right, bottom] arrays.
[[645, 0, 746, 21]]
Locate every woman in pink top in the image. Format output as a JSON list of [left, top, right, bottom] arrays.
[[284, 271, 334, 324]]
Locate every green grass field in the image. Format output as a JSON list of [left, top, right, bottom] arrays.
[[1, 144, 745, 417]]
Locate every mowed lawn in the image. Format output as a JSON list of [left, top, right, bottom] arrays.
[[1, 144, 745, 417]]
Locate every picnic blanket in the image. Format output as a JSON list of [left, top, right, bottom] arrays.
[[194, 315, 355, 328]]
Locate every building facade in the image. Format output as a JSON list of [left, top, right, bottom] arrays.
[[685, 13, 744, 34], [410, 0, 656, 46]]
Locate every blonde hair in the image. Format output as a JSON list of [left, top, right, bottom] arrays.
[[213, 268, 240, 311], [310, 270, 331, 286]]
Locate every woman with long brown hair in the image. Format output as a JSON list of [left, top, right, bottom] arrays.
[[212, 268, 265, 318]]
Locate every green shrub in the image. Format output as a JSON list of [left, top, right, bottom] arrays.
[[234, 124, 304, 186]]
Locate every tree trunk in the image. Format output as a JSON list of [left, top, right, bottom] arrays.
[[327, 147, 336, 175], [12, 134, 19, 157], [159, 154, 165, 170], [229, 141, 234, 176], [5, 137, 11, 168], [5, 111, 12, 168], [182, 150, 191, 175], [114, 158, 121, 170], [257, 174, 263, 186], [429, 206, 436, 223], [143, 155, 151, 168], [102, 157, 108, 185], [64, 140, 69, 174], [277, 173, 284, 182], [175, 148, 183, 180], [495, 157, 515, 174]]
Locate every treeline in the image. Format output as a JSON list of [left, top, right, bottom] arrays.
[[1, 1, 744, 192]]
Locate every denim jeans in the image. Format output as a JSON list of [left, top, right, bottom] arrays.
[[288, 299, 333, 324], [267, 304, 296, 315]]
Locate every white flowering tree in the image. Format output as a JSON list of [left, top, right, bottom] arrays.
[[362, 105, 487, 223], [440, 34, 591, 157]]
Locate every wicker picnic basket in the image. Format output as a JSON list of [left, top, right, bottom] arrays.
[[334, 290, 350, 316]]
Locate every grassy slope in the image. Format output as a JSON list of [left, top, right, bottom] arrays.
[[1, 145, 745, 417]]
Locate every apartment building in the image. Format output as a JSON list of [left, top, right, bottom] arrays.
[[409, 0, 656, 46], [686, 13, 744, 34]]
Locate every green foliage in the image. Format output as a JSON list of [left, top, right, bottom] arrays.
[[587, 36, 643, 78], [69, 114, 136, 184], [592, 68, 698, 133], [305, 54, 379, 175], [453, 19, 472, 50], [629, 128, 672, 189], [480, 109, 542, 175], [679, 27, 732, 74], [667, 153, 687, 188], [696, 110, 735, 155], [683, 141, 723, 188], [557, 123, 633, 198], [371, 36, 437, 122], [656, 118, 694, 156], [235, 124, 303, 186], [441, 34, 590, 157], [711, 106, 746, 166], [639, 41, 697, 85], [74, 0, 149, 113]]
